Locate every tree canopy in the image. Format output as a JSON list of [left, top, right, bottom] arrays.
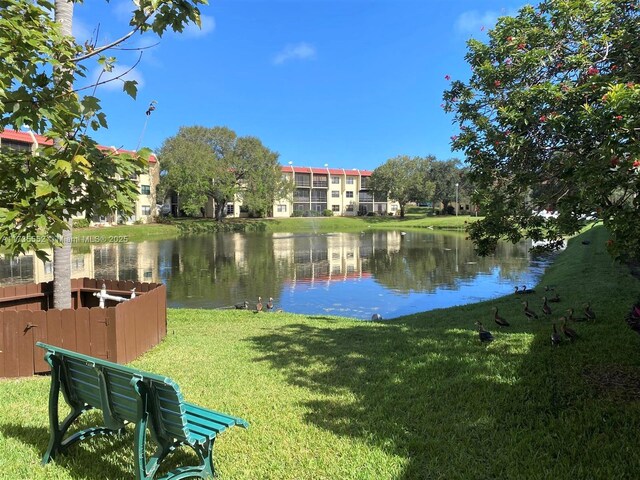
[[158, 125, 291, 219], [443, 0, 640, 260], [0, 0, 205, 260], [369, 155, 435, 217]]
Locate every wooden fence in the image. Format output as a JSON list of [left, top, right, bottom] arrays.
[[0, 278, 166, 378]]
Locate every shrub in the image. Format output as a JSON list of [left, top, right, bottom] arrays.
[[72, 218, 90, 228], [291, 210, 305, 217], [322, 209, 333, 217]]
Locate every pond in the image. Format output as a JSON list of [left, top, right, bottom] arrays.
[[0, 230, 551, 320]]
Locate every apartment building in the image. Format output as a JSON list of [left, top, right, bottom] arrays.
[[0, 129, 159, 224], [222, 165, 399, 218]]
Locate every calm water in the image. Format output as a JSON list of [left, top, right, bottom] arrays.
[[0, 231, 550, 319]]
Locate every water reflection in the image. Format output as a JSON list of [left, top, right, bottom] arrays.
[[0, 231, 549, 319]]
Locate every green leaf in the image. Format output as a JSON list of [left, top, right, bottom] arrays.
[[34, 181, 55, 198], [123, 80, 138, 99]]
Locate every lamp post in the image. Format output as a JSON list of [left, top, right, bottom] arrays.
[[455, 182, 459, 216]]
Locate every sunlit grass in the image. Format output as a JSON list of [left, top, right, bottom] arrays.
[[1, 226, 639, 479]]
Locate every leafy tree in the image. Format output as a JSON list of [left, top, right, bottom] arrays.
[[0, 0, 205, 307], [158, 126, 291, 220], [369, 155, 435, 217], [430, 159, 464, 214], [443, 0, 640, 260]]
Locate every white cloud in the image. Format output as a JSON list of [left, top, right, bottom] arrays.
[[273, 42, 317, 65], [91, 64, 145, 92], [455, 9, 518, 34], [182, 14, 216, 38]]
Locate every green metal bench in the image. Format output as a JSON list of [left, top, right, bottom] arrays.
[[36, 341, 248, 479]]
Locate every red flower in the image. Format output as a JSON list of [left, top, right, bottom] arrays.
[[627, 82, 636, 88], [602, 94, 609, 101], [633, 160, 640, 168], [587, 66, 599, 76], [445, 74, 451, 81], [518, 43, 526, 50], [614, 115, 623, 121], [506, 36, 513, 42], [539, 115, 547, 122], [611, 65, 618, 71], [494, 80, 501, 87]]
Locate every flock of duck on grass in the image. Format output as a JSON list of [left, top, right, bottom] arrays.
[[475, 285, 597, 347], [234, 296, 282, 313]]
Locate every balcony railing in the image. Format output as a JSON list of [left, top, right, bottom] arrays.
[[312, 181, 328, 188]]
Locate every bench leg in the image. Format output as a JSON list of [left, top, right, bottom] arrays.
[[155, 438, 216, 480], [134, 414, 176, 480]]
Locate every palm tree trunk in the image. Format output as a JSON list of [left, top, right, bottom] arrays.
[[53, 0, 74, 309]]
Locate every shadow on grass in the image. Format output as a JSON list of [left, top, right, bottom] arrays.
[[248, 321, 538, 479], [0, 417, 207, 479]]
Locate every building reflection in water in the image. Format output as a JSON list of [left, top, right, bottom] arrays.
[[0, 231, 542, 317]]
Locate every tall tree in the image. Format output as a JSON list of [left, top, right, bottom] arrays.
[[444, 0, 640, 260], [0, 0, 205, 308], [158, 126, 291, 220], [430, 159, 463, 214], [369, 155, 435, 218]]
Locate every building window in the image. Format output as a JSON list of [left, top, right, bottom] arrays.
[[360, 177, 370, 189], [141, 205, 151, 215], [227, 204, 235, 215], [332, 176, 340, 184], [140, 185, 151, 195], [332, 205, 340, 212], [346, 204, 354, 212], [313, 174, 328, 188], [346, 191, 354, 198], [391, 205, 398, 212], [277, 204, 287, 213], [346, 176, 355, 185], [295, 173, 311, 187], [331, 190, 340, 198]]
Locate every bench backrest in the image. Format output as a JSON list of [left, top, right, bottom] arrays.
[[36, 342, 192, 441]]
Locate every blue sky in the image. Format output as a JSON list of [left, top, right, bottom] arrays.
[[74, 0, 525, 170]]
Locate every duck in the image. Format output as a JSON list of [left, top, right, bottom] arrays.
[[542, 297, 552, 316], [492, 307, 510, 327], [584, 302, 596, 321], [475, 322, 494, 343], [560, 316, 578, 342], [514, 286, 523, 295], [551, 323, 562, 346], [522, 300, 539, 320], [548, 292, 561, 303], [566, 308, 587, 322], [254, 296, 263, 313], [520, 285, 536, 294], [235, 300, 249, 309], [266, 297, 274, 311]]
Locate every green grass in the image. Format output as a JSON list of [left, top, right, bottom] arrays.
[[69, 214, 475, 241], [2, 226, 639, 479]]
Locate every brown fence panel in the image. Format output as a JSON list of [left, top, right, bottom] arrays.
[[31, 310, 48, 373], [83, 278, 98, 290], [157, 285, 167, 339], [123, 300, 137, 364], [2, 310, 20, 377], [17, 311, 35, 377], [0, 311, 4, 377], [46, 309, 63, 348], [89, 307, 108, 359], [75, 308, 91, 355], [60, 309, 77, 351]]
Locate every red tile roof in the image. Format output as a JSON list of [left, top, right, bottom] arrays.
[[281, 165, 372, 177], [0, 129, 157, 163]]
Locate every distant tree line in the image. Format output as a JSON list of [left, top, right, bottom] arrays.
[[368, 155, 471, 218]]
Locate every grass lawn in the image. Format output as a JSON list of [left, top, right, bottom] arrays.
[[70, 213, 475, 242], [1, 226, 639, 479]]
